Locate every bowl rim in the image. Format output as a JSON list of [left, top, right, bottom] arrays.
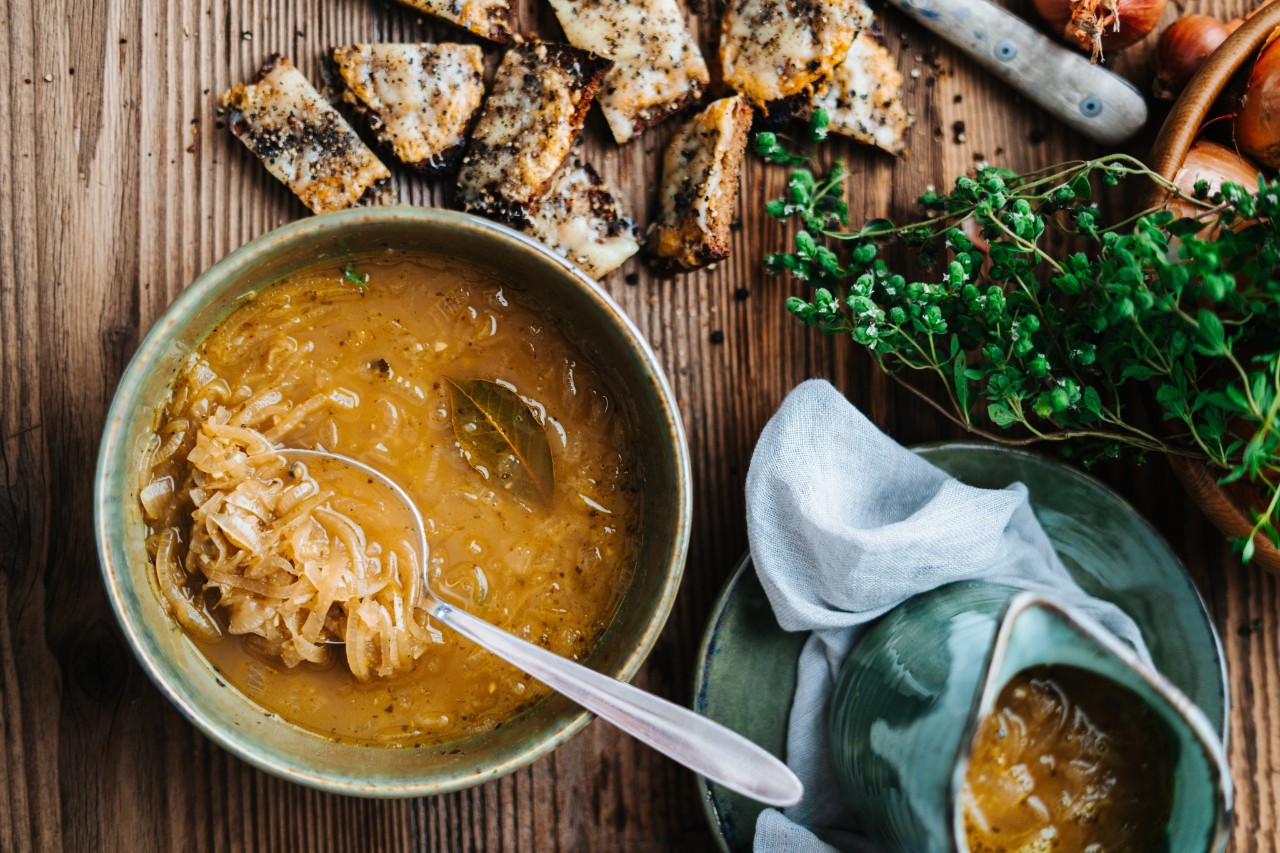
[[93, 206, 693, 797]]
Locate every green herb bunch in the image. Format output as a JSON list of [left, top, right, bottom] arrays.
[[759, 116, 1280, 560]]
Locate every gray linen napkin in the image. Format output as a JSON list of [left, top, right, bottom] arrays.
[[746, 380, 1150, 853]]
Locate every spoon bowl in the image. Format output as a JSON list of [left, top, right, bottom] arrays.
[[280, 447, 804, 808]]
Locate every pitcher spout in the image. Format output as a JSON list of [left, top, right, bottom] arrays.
[[952, 592, 1232, 853]]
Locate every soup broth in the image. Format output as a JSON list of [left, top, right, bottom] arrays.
[[961, 665, 1174, 853], [141, 252, 642, 745]]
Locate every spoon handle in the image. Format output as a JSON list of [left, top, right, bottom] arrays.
[[435, 603, 804, 808]]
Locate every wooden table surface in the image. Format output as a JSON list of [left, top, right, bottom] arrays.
[[4, 0, 1279, 849]]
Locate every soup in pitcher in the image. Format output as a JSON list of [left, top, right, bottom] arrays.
[[961, 664, 1174, 852]]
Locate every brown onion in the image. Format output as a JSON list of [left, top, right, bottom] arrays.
[[1034, 0, 1169, 61], [1169, 140, 1263, 221], [1153, 15, 1231, 100], [1237, 29, 1280, 168]]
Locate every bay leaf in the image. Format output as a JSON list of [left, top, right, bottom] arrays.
[[446, 377, 555, 507]]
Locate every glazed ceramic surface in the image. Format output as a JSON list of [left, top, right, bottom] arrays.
[[692, 443, 1227, 851], [95, 207, 692, 797], [830, 585, 1231, 851]]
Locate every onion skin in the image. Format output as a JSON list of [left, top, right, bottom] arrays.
[[1169, 140, 1263, 222], [1034, 0, 1169, 61], [1153, 15, 1231, 100], [1237, 29, 1280, 168]]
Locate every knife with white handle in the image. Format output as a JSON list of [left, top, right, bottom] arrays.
[[886, 0, 1148, 145]]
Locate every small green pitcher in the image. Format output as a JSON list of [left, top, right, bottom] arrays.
[[829, 581, 1232, 852]]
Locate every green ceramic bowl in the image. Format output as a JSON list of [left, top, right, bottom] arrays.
[[94, 207, 692, 796]]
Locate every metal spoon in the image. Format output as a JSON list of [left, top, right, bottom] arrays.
[[281, 448, 804, 808]]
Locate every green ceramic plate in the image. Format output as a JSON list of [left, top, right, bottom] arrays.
[[691, 442, 1229, 852]]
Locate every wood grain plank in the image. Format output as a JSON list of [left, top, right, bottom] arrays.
[[3, 0, 1278, 850], [0, 3, 53, 852]]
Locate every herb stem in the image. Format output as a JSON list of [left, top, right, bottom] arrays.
[[762, 130, 1280, 561]]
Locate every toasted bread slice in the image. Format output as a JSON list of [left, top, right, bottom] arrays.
[[803, 28, 912, 155], [394, 0, 512, 43], [647, 95, 753, 272], [720, 0, 872, 108], [221, 55, 392, 214], [524, 151, 640, 279], [456, 40, 612, 223], [547, 0, 709, 144], [332, 43, 485, 175]]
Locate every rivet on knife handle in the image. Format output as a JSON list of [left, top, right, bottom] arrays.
[[888, 0, 1148, 145]]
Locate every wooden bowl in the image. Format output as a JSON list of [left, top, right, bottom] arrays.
[[1148, 1, 1280, 574]]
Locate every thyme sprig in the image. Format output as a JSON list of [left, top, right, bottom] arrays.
[[761, 119, 1280, 561], [344, 262, 369, 288]]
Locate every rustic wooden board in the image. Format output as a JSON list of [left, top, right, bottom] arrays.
[[2, 0, 1277, 849]]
